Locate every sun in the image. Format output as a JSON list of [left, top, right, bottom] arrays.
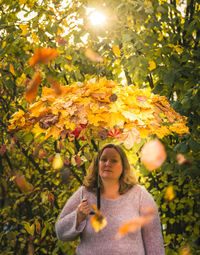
[[89, 11, 106, 26]]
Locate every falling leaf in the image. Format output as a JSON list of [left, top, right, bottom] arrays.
[[85, 48, 103, 62], [52, 153, 63, 169], [24, 72, 41, 103], [55, 36, 68, 46], [148, 60, 156, 71], [180, 245, 191, 255], [9, 64, 16, 76], [116, 207, 156, 239], [47, 76, 63, 95], [112, 45, 121, 57], [176, 153, 191, 165], [15, 173, 34, 193], [0, 144, 6, 156], [140, 139, 166, 171], [90, 204, 107, 232], [29, 48, 59, 67], [165, 185, 174, 201]]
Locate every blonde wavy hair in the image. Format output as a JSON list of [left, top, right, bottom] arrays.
[[83, 143, 138, 195]]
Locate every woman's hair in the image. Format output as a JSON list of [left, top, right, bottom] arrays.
[[83, 143, 138, 195]]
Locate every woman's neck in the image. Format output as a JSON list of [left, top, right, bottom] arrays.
[[102, 180, 120, 199]]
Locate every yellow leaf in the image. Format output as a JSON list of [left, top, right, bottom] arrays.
[[2, 41, 6, 48], [19, 24, 29, 36], [52, 153, 64, 169], [66, 55, 72, 60], [148, 60, 156, 71], [9, 64, 16, 76], [90, 204, 107, 232], [174, 45, 183, 54], [32, 33, 39, 43], [165, 185, 174, 201], [112, 45, 121, 57]]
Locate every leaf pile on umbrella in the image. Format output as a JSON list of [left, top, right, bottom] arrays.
[[8, 77, 188, 148]]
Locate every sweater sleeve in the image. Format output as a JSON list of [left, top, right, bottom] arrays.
[[139, 186, 165, 255], [55, 186, 87, 241]]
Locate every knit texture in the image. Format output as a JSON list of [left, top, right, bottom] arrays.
[[55, 184, 165, 255]]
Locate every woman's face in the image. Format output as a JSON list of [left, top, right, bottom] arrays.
[[99, 148, 123, 182]]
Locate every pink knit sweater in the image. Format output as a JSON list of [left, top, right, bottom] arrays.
[[55, 184, 165, 255]]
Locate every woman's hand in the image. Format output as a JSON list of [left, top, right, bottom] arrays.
[[76, 199, 90, 227]]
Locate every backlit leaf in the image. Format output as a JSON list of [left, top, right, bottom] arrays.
[[116, 207, 156, 239], [24, 72, 41, 103], [85, 48, 103, 62], [29, 48, 59, 67], [112, 45, 121, 57], [140, 139, 166, 171], [148, 60, 156, 71]]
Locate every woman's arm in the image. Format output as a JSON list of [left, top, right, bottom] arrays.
[[55, 186, 88, 241], [140, 186, 165, 255]]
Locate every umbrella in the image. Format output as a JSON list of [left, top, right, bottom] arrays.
[[8, 77, 189, 210]]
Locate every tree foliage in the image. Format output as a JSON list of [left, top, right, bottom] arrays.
[[1, 0, 200, 254]]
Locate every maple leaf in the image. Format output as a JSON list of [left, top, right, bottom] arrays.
[[85, 48, 103, 62], [47, 76, 63, 95], [24, 72, 41, 103], [90, 204, 107, 232], [29, 48, 59, 67], [116, 207, 156, 239], [39, 114, 59, 129], [140, 139, 166, 171]]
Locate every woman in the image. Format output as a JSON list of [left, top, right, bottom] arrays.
[[55, 143, 165, 255]]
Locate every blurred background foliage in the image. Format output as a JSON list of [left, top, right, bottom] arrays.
[[0, 0, 200, 254]]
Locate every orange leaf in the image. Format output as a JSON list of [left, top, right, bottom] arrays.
[[85, 48, 103, 62], [24, 72, 41, 103], [15, 173, 34, 193], [29, 48, 59, 67], [90, 204, 107, 232], [47, 76, 63, 95], [116, 207, 156, 239], [140, 139, 166, 171]]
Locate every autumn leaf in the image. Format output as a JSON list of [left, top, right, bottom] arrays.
[[24, 72, 41, 103], [148, 60, 156, 71], [85, 48, 103, 62], [47, 76, 63, 95], [180, 245, 191, 255], [176, 153, 191, 165], [116, 207, 156, 239], [52, 153, 63, 169], [112, 45, 121, 57], [90, 204, 107, 232], [140, 139, 166, 171], [29, 48, 59, 67], [9, 64, 16, 76], [165, 185, 175, 201], [15, 173, 34, 193], [0, 144, 6, 156]]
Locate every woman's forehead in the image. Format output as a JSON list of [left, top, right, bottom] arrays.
[[101, 147, 120, 157]]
